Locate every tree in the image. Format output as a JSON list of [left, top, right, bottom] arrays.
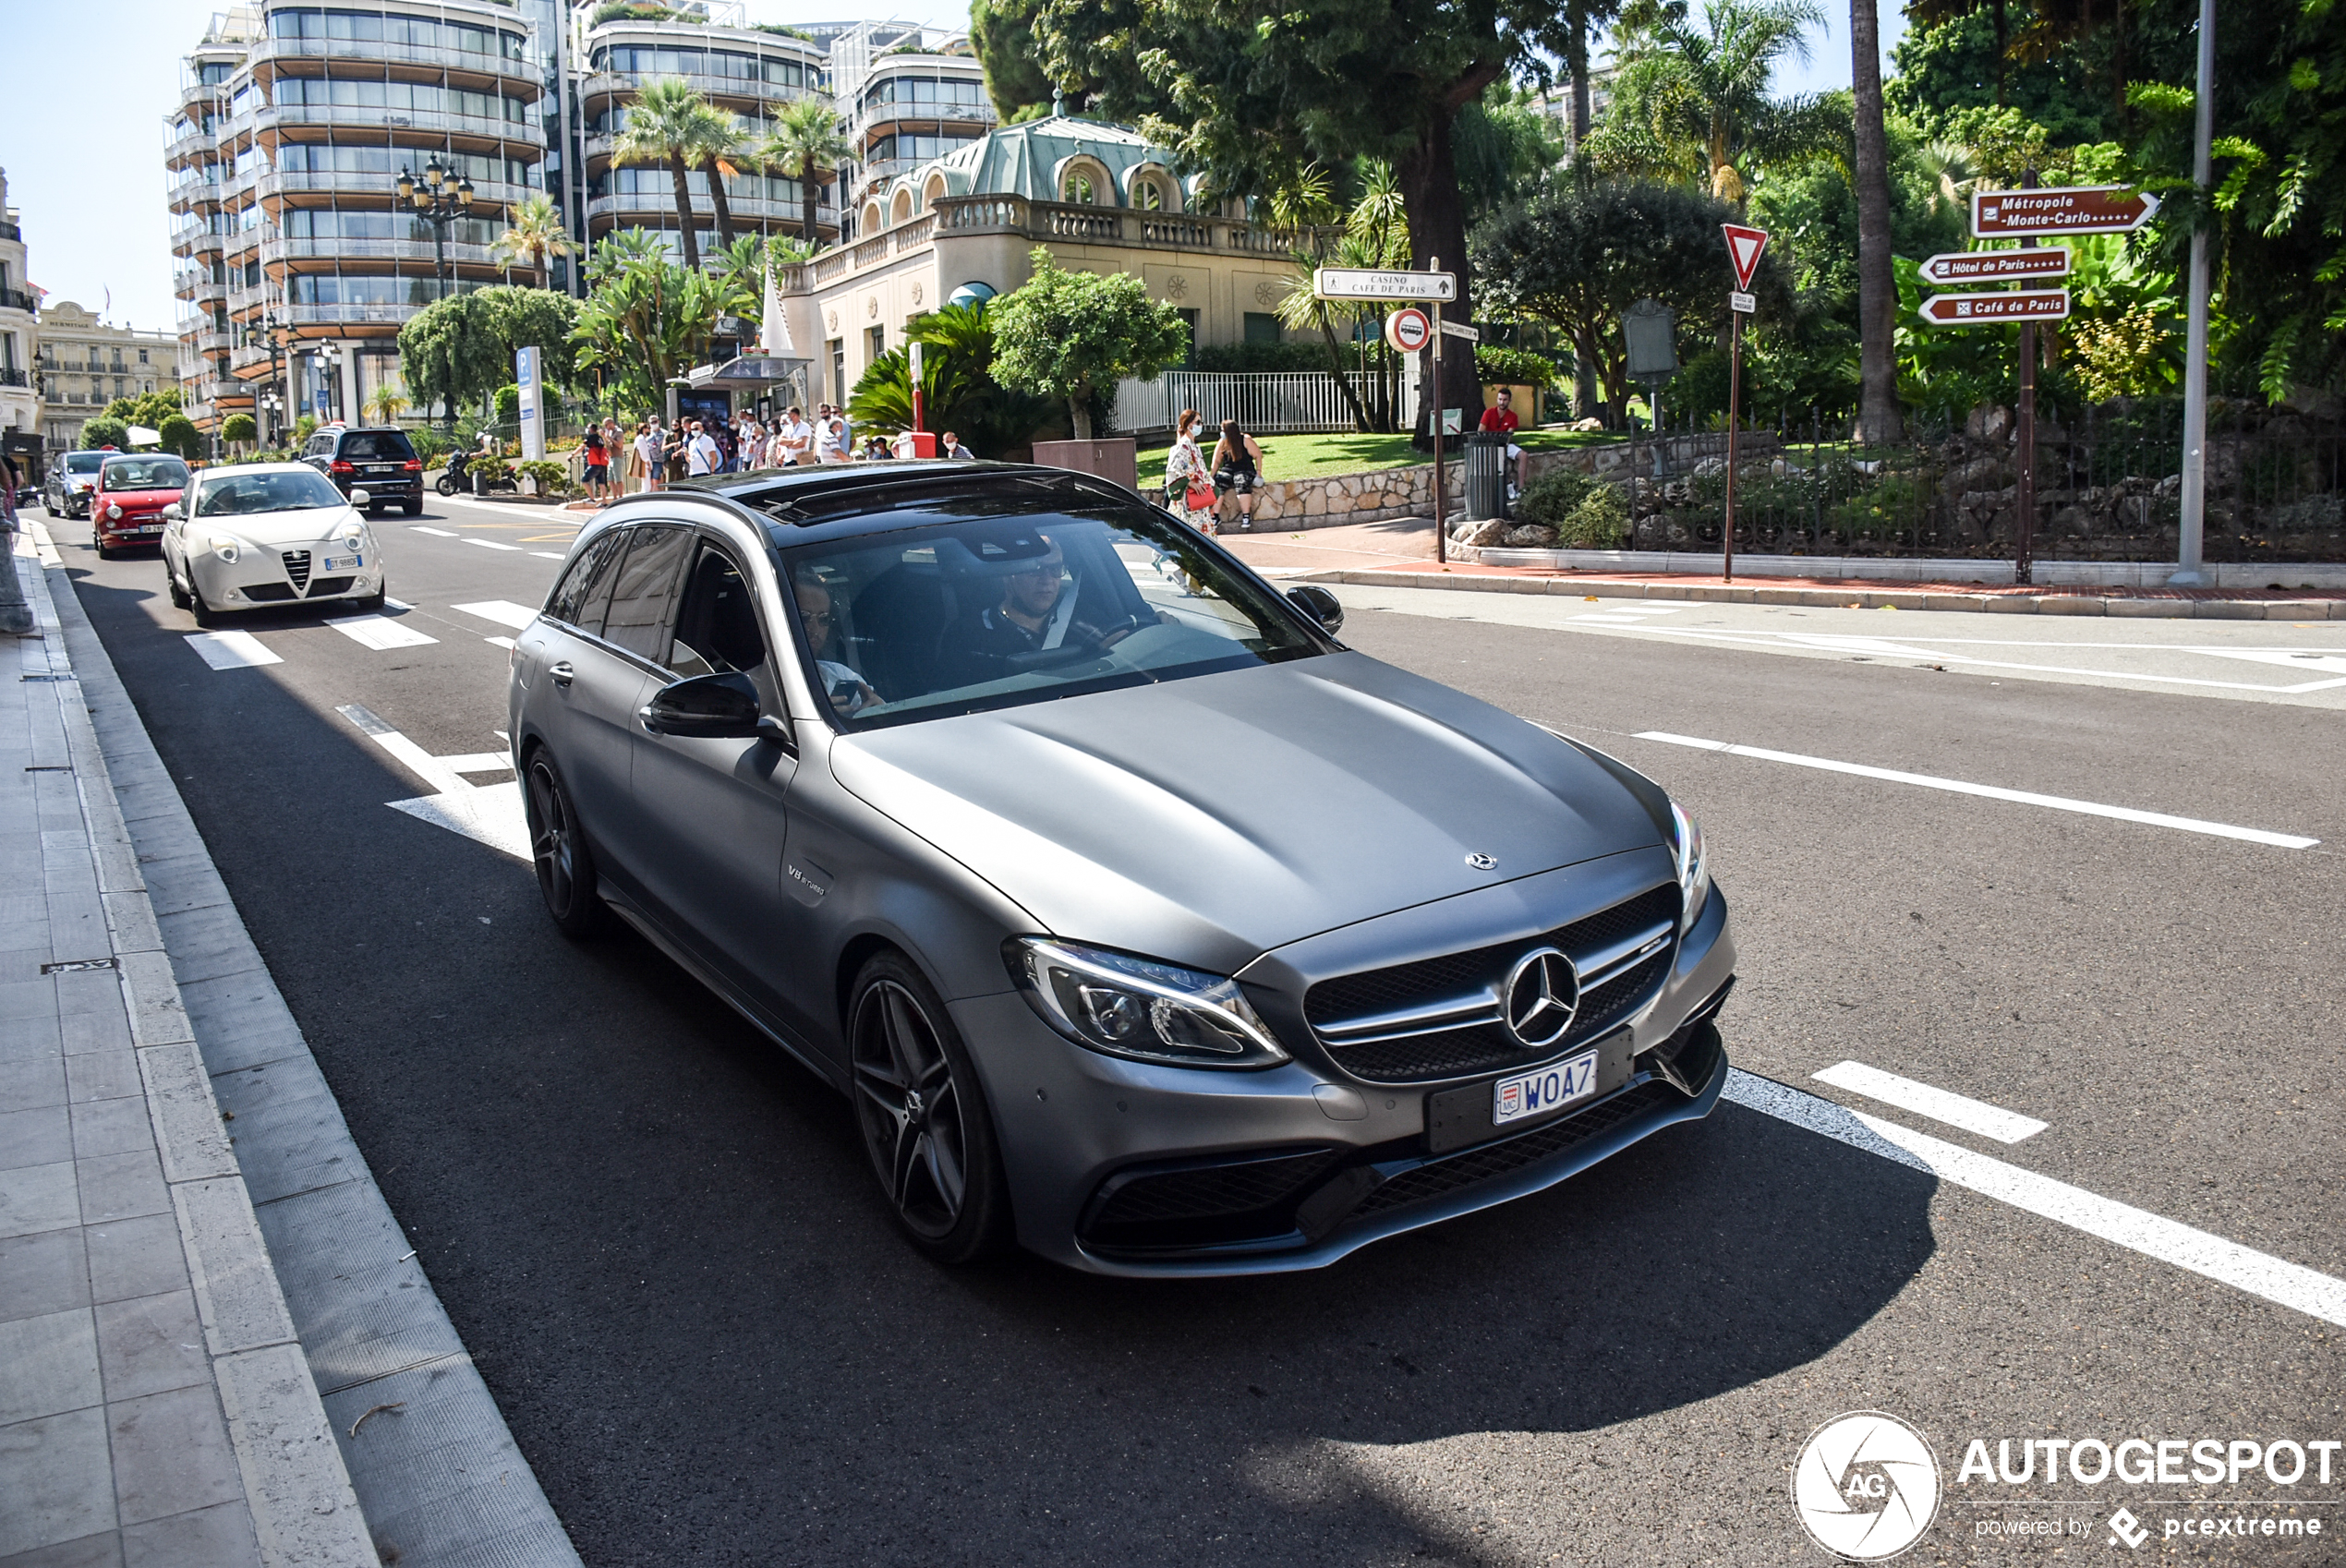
[[1032, 0, 1590, 440], [989, 248, 1191, 439], [845, 301, 1058, 452], [156, 415, 201, 461], [757, 98, 850, 247], [684, 99, 747, 251], [1851, 0, 1903, 441], [220, 413, 256, 451], [615, 77, 720, 270], [970, 0, 1062, 120], [1562, 0, 1625, 155], [1473, 180, 1791, 423], [1451, 86, 1572, 220], [100, 388, 186, 432], [490, 193, 574, 280], [1591, 0, 1848, 206], [397, 286, 579, 423], [571, 236, 754, 411], [364, 381, 411, 425], [81, 417, 128, 451]]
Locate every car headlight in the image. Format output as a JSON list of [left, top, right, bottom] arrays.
[[1670, 800, 1711, 932], [1009, 937, 1289, 1068], [336, 519, 365, 548], [210, 535, 242, 565], [105, 504, 122, 520]]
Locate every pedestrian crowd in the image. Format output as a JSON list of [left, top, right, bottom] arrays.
[[570, 404, 983, 507]]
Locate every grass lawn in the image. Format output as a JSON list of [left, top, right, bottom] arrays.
[[1136, 427, 1624, 484]]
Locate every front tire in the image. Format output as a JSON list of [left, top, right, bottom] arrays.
[[187, 578, 219, 628], [848, 951, 1011, 1265], [523, 750, 604, 938]]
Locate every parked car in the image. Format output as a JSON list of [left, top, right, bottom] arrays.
[[89, 453, 192, 558], [47, 450, 113, 518], [509, 464, 1735, 1276], [300, 425, 423, 515], [161, 463, 386, 624]]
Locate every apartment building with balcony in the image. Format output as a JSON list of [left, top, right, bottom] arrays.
[[32, 304, 179, 452], [576, 5, 837, 254], [0, 170, 38, 459], [828, 22, 995, 235], [164, 0, 550, 436]]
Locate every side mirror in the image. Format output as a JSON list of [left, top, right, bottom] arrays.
[[1286, 584, 1346, 636], [348, 488, 370, 508], [162, 503, 182, 522], [640, 671, 765, 739]]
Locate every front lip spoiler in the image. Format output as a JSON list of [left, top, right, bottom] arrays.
[[1067, 1049, 1727, 1278]]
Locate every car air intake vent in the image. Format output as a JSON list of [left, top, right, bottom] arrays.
[[1081, 1147, 1336, 1252], [241, 583, 296, 603], [306, 577, 354, 598], [1303, 884, 1680, 1084], [1349, 1080, 1676, 1221], [282, 550, 311, 591]]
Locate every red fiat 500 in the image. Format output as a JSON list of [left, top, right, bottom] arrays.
[[91, 454, 192, 559]]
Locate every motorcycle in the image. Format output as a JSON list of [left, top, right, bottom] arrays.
[[434, 451, 517, 497]]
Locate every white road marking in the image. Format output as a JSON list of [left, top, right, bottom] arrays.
[[335, 703, 528, 862], [1811, 1060, 2048, 1143], [439, 753, 514, 774], [484, 636, 517, 650], [384, 597, 413, 610], [451, 600, 538, 631], [463, 537, 524, 552], [325, 614, 440, 651], [183, 631, 283, 669], [1724, 1069, 2346, 1329], [1635, 730, 2321, 849], [530, 550, 565, 560], [410, 526, 459, 538]]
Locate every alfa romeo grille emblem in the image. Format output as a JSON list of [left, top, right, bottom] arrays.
[[1500, 947, 1578, 1048]]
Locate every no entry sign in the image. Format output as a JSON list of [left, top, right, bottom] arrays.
[[1919, 248, 2073, 286], [1384, 307, 1433, 355], [1972, 187, 2160, 237], [1918, 289, 2072, 325]]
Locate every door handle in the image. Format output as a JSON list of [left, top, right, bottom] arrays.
[[549, 660, 574, 689]]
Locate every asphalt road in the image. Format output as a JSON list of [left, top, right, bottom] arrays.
[[54, 499, 2346, 1566]]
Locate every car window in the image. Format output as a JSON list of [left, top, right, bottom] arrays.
[[545, 530, 627, 633], [100, 457, 188, 490], [780, 504, 1326, 730], [599, 525, 693, 662], [195, 469, 346, 515], [339, 432, 416, 461], [666, 542, 768, 677], [66, 453, 104, 475]]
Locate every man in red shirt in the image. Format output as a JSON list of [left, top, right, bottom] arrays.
[[1480, 387, 1525, 497]]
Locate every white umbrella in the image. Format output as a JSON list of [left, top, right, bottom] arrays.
[[762, 261, 794, 357], [126, 425, 162, 448]]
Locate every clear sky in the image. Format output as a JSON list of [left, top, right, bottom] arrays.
[[0, 0, 1898, 335]]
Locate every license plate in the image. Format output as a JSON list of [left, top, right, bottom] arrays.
[[369, 464, 399, 474], [1493, 1049, 1599, 1128], [324, 555, 361, 571]]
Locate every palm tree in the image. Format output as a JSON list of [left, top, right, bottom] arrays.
[[1850, 0, 1904, 443], [1603, 0, 1845, 206], [1562, 0, 1625, 158], [683, 102, 747, 252], [614, 78, 719, 270], [758, 97, 851, 248], [364, 381, 411, 425], [490, 193, 573, 281]]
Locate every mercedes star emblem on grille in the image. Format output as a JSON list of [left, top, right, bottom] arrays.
[[1465, 852, 1498, 871], [1500, 947, 1579, 1048]]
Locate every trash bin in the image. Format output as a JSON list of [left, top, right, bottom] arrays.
[[1463, 431, 1511, 522]]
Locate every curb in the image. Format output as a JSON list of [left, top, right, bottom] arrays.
[[18, 529, 379, 1566], [37, 522, 585, 1568], [1294, 566, 2346, 620]]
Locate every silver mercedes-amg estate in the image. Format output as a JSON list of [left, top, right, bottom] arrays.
[[510, 464, 1735, 1275]]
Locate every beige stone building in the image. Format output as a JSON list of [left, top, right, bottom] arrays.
[[32, 303, 178, 451]]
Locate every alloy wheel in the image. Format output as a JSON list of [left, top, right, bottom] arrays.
[[526, 756, 578, 915], [851, 979, 970, 1239]]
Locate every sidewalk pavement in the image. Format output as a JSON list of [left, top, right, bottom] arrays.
[[1213, 517, 2346, 619], [0, 523, 377, 1565]]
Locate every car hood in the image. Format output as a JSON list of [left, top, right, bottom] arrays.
[[186, 505, 353, 545], [100, 488, 183, 506], [828, 652, 1663, 971]]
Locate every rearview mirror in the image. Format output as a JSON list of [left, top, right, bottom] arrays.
[[1286, 584, 1345, 635], [640, 671, 766, 739], [348, 488, 370, 508], [162, 503, 182, 522]]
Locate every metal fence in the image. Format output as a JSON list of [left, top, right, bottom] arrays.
[[1620, 399, 2346, 565], [1116, 370, 1420, 437]]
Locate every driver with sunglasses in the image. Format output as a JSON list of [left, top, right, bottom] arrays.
[[937, 535, 1158, 684]]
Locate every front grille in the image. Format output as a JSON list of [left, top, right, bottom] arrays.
[[1351, 1080, 1677, 1220], [306, 576, 354, 598], [242, 583, 296, 603], [282, 549, 311, 591], [1304, 885, 1680, 1084], [1082, 1147, 1337, 1251]]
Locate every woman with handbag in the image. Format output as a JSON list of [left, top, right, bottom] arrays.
[[1163, 409, 1216, 534]]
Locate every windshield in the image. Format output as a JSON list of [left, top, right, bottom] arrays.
[[780, 503, 1327, 730], [66, 453, 105, 475], [195, 469, 347, 517], [101, 457, 188, 491]]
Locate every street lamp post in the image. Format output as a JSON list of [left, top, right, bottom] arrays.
[[397, 160, 473, 428], [257, 309, 293, 447], [260, 390, 283, 449]]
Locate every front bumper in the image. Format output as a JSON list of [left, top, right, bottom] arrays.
[[96, 514, 172, 546], [337, 474, 422, 501], [961, 880, 1736, 1277], [188, 544, 379, 609]]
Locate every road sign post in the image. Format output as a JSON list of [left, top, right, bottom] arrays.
[[2015, 173, 2040, 585], [1721, 224, 1769, 584], [1431, 263, 1446, 563], [1322, 268, 1460, 562]]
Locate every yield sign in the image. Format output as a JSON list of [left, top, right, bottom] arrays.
[[1722, 223, 1769, 290]]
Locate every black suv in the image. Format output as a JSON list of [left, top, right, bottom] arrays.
[[301, 426, 423, 515]]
